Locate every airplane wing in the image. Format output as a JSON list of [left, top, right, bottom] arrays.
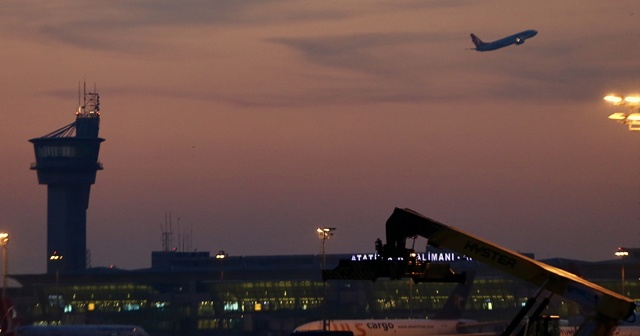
[[384, 208, 636, 322]]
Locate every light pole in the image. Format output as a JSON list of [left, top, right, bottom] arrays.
[[317, 227, 335, 270], [316, 227, 335, 331], [615, 247, 629, 294], [606, 94, 640, 294], [215, 250, 227, 280], [604, 94, 640, 131], [0, 233, 8, 299]]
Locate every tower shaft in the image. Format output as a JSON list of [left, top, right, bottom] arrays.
[[46, 185, 89, 272]]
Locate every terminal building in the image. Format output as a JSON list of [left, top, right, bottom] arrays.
[[8, 247, 640, 336]]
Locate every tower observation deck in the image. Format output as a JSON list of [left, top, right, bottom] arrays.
[[29, 85, 104, 274]]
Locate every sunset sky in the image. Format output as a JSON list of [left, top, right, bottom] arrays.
[[2, 0, 640, 275]]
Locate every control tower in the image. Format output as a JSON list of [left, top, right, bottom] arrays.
[[29, 85, 104, 274]]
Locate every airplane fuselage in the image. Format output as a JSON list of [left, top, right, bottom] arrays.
[[292, 319, 473, 336], [471, 29, 538, 52], [560, 326, 640, 336]]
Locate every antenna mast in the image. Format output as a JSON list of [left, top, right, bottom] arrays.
[[76, 81, 100, 119]]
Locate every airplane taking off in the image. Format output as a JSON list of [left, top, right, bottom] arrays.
[[469, 30, 538, 51]]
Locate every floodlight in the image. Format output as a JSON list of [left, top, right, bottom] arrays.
[[624, 96, 640, 104], [625, 113, 640, 121], [608, 113, 627, 120], [615, 248, 629, 257], [604, 95, 623, 104]]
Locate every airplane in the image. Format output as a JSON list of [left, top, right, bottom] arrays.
[[290, 273, 498, 336], [469, 30, 538, 52], [14, 324, 150, 336], [560, 326, 640, 336], [290, 318, 504, 336]]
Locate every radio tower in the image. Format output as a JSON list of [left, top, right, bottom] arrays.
[[29, 83, 105, 274]]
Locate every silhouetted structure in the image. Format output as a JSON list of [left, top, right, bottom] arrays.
[[29, 85, 104, 274], [8, 250, 640, 336]]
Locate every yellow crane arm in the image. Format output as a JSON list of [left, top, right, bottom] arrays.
[[384, 208, 635, 323]]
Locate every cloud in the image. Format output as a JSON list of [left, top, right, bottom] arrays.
[[264, 32, 470, 105], [0, 0, 347, 54], [270, 32, 448, 76]]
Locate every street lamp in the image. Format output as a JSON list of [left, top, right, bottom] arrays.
[[316, 227, 335, 331], [604, 94, 640, 131], [215, 250, 227, 280], [615, 247, 629, 294], [0, 233, 8, 298], [215, 250, 227, 259], [317, 227, 335, 270]]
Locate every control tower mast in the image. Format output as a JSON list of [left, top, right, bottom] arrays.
[[29, 83, 105, 274]]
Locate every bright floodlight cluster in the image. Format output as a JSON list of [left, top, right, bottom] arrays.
[[604, 95, 640, 131], [316, 227, 335, 240]]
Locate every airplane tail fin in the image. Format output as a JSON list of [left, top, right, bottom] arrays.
[[432, 271, 475, 319], [470, 33, 485, 48]]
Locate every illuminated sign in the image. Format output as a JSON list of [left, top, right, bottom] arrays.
[[350, 251, 471, 262], [350, 254, 378, 261]]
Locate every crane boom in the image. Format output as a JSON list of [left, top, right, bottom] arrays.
[[383, 208, 635, 335]]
